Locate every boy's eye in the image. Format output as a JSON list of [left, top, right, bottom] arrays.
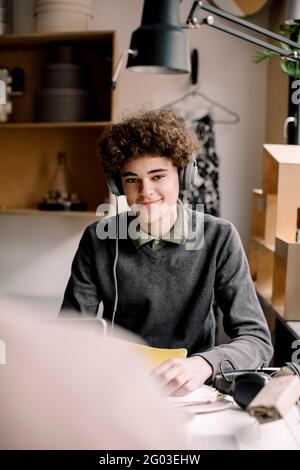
[[152, 175, 165, 180], [125, 175, 165, 183], [125, 178, 140, 184]]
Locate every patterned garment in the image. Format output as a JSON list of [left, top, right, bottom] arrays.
[[180, 114, 220, 217], [179, 113, 221, 339]]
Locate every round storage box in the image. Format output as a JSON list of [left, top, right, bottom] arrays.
[[35, 88, 89, 122], [0, 0, 12, 33], [43, 63, 85, 88], [48, 44, 79, 64], [0, 5, 11, 21], [0, 22, 11, 33], [34, 0, 93, 32]]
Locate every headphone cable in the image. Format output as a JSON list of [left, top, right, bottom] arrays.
[[110, 196, 119, 336]]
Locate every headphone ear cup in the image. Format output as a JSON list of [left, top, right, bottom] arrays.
[[178, 166, 185, 189], [179, 160, 198, 190], [231, 372, 270, 409], [106, 175, 123, 197]]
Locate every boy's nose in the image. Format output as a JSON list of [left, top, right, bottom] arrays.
[[139, 180, 155, 198]]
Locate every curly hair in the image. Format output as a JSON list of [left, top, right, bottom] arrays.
[[99, 110, 200, 175]]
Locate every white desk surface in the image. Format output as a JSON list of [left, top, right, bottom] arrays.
[[187, 405, 300, 450], [169, 387, 300, 450]]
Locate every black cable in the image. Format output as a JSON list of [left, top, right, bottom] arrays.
[[220, 359, 236, 381], [110, 197, 119, 336]]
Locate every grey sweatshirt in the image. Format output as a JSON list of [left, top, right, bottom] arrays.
[[60, 209, 273, 376]]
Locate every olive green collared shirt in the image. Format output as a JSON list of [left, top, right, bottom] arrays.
[[132, 199, 188, 251]]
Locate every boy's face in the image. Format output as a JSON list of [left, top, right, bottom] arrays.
[[121, 155, 179, 227]]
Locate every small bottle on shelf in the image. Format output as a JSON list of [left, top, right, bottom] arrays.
[[50, 151, 72, 198], [39, 151, 87, 211], [296, 208, 300, 242]]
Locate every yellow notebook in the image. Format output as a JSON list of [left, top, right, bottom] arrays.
[[111, 338, 187, 368]]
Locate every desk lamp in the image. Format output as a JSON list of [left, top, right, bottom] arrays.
[[112, 0, 300, 81], [125, 0, 300, 74]]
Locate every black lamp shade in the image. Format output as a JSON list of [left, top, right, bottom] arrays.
[[286, 0, 300, 24], [127, 0, 190, 74]]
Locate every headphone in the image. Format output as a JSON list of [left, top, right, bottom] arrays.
[[214, 362, 300, 409], [214, 369, 272, 409], [106, 159, 199, 196]]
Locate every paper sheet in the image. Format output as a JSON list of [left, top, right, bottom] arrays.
[[165, 385, 233, 413]]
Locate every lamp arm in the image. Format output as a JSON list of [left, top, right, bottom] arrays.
[[200, 17, 298, 59], [110, 49, 137, 89], [187, 1, 300, 51]]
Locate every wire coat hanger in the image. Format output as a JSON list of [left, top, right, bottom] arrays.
[[165, 88, 240, 125], [164, 49, 240, 125]]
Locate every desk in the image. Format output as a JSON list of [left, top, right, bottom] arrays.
[[175, 387, 300, 450], [187, 405, 300, 450]]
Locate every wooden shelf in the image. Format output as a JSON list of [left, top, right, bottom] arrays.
[[0, 31, 114, 49], [250, 189, 277, 248], [251, 235, 275, 253], [0, 30, 114, 212], [0, 30, 114, 123], [250, 237, 275, 303], [272, 238, 300, 320], [263, 144, 300, 242], [0, 122, 112, 129], [0, 127, 109, 210], [0, 208, 105, 218], [249, 145, 300, 305], [249, 236, 275, 284]]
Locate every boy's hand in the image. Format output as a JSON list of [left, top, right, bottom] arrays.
[[151, 356, 213, 396]]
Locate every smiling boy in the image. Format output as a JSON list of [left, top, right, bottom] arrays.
[[60, 110, 273, 396], [122, 156, 179, 239]]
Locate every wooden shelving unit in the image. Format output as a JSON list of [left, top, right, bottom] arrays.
[[249, 144, 300, 317], [252, 238, 274, 302], [0, 122, 111, 129], [249, 188, 276, 299], [250, 188, 276, 249], [0, 31, 115, 214], [263, 144, 300, 242], [272, 238, 300, 320]]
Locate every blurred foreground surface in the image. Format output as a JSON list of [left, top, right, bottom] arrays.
[[0, 299, 187, 450]]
